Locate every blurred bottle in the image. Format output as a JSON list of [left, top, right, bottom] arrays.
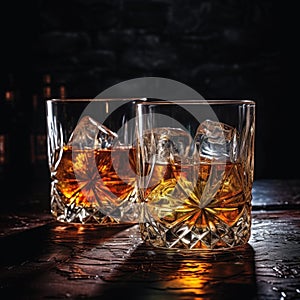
[[30, 74, 52, 183], [0, 92, 10, 185], [0, 73, 18, 188], [43, 74, 51, 100], [58, 81, 67, 99]]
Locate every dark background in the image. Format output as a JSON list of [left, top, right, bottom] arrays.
[[0, 0, 284, 185]]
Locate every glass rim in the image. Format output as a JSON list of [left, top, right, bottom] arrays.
[[137, 99, 255, 105], [46, 97, 147, 103]]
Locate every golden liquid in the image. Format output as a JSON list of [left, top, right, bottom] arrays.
[[141, 159, 252, 249], [52, 146, 137, 223]]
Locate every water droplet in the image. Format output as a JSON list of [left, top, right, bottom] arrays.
[[147, 250, 156, 257], [281, 291, 286, 297]]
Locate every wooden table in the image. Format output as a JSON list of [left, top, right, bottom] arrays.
[[1, 179, 300, 300]]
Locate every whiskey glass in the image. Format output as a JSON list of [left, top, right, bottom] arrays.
[[46, 98, 142, 225], [136, 100, 255, 250]]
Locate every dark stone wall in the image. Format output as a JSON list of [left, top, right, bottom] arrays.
[[0, 0, 284, 180]]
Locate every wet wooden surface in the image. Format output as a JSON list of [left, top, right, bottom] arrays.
[[1, 179, 300, 300]]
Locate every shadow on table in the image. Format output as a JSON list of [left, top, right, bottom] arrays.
[[93, 242, 258, 300], [0, 221, 133, 267]]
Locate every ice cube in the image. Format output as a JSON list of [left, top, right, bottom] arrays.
[[68, 115, 118, 149], [143, 127, 193, 163], [194, 120, 238, 161]]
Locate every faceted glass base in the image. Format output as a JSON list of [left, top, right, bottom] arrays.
[[140, 203, 252, 250], [51, 194, 138, 225]]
